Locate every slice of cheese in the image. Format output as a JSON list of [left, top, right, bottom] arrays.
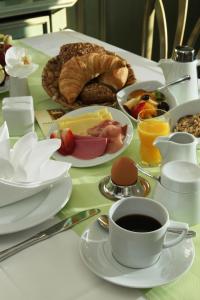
[[58, 108, 111, 122], [57, 108, 113, 135], [58, 118, 101, 135]]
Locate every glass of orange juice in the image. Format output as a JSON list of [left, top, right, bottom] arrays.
[[137, 109, 170, 166]]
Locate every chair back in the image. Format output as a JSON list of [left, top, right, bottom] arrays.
[[141, 0, 199, 60]]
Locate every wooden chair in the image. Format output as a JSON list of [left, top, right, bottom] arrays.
[[141, 0, 199, 60], [187, 17, 200, 57]]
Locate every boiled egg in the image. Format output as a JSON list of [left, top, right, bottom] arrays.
[[111, 156, 138, 186]]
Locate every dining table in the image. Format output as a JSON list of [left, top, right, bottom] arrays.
[[0, 29, 200, 300]]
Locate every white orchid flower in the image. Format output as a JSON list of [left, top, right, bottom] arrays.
[[5, 46, 38, 78]]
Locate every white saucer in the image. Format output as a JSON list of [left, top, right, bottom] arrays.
[[0, 176, 72, 234], [80, 221, 195, 288]]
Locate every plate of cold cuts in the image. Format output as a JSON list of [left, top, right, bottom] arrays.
[[48, 105, 134, 168]]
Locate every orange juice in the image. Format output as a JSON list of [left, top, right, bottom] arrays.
[[138, 119, 170, 165]]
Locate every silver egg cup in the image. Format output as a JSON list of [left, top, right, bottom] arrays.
[[99, 175, 150, 201]]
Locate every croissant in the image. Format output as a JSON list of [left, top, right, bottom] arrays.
[[98, 66, 129, 91], [59, 52, 126, 104]]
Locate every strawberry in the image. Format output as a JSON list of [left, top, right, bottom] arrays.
[[50, 130, 67, 156], [50, 129, 75, 155], [61, 128, 75, 155], [50, 131, 59, 139], [131, 101, 146, 119]]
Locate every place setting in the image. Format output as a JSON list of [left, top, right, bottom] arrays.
[[80, 196, 195, 289], [0, 121, 72, 234]]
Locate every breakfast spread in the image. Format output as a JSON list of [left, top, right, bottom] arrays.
[[42, 42, 136, 109], [123, 89, 169, 119], [174, 113, 200, 137], [50, 108, 127, 159]]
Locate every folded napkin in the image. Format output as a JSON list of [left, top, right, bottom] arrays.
[[0, 121, 71, 183], [145, 223, 200, 300]]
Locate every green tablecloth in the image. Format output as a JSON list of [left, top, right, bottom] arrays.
[[0, 41, 199, 300]]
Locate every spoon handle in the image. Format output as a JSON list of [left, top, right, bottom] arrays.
[[136, 163, 160, 182], [156, 75, 191, 91]]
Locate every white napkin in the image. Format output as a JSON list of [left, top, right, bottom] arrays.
[[0, 122, 10, 161], [0, 122, 14, 179], [0, 122, 71, 183]]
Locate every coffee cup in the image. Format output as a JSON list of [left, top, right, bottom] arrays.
[[109, 197, 189, 268]]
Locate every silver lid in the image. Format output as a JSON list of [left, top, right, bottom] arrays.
[[172, 45, 196, 62]]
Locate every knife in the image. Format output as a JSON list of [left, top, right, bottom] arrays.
[[0, 208, 100, 262]]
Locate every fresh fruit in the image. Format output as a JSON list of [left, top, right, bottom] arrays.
[[141, 102, 157, 118], [157, 101, 170, 111], [50, 130, 67, 155], [50, 129, 75, 156], [131, 101, 146, 119], [123, 88, 169, 119], [123, 97, 140, 111], [60, 128, 75, 154]]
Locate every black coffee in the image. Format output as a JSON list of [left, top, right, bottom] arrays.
[[115, 214, 162, 232]]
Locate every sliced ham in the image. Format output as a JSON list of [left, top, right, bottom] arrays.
[[87, 120, 121, 136], [72, 136, 107, 159], [100, 125, 124, 153], [106, 135, 124, 153], [87, 121, 127, 154]]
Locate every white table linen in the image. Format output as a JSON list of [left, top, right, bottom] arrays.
[[0, 29, 172, 300]]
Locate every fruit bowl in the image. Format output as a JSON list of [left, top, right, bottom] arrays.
[[117, 80, 177, 122]]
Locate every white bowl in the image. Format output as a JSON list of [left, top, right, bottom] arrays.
[[117, 80, 178, 122], [169, 98, 200, 131]]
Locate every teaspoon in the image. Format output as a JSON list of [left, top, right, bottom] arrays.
[[97, 214, 196, 238], [155, 75, 191, 92]]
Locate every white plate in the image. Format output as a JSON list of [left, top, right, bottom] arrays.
[[0, 176, 72, 234], [80, 221, 195, 288], [48, 105, 133, 168], [117, 80, 177, 123]]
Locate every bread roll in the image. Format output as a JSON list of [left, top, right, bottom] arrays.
[[59, 42, 106, 63]]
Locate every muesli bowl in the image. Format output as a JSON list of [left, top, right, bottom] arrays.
[[117, 80, 177, 122], [169, 97, 200, 141]]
